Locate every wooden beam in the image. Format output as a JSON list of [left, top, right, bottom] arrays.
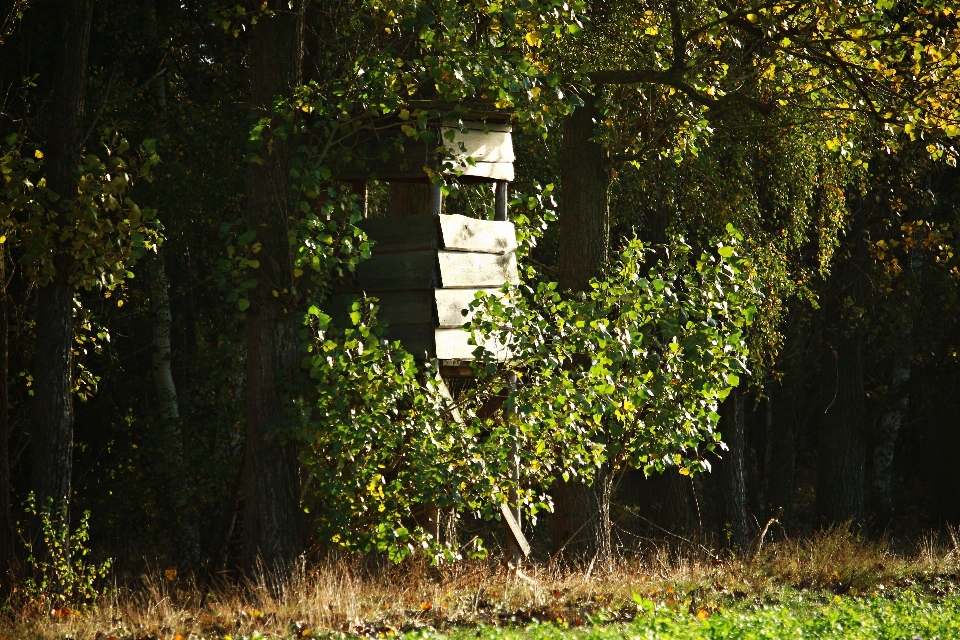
[[494, 182, 509, 222], [350, 180, 368, 218]]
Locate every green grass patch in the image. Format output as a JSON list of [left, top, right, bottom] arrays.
[[435, 594, 960, 640]]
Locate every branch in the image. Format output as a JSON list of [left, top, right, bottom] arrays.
[[588, 70, 774, 115]]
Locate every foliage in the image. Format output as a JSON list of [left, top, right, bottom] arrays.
[[293, 230, 755, 561], [297, 299, 463, 563], [0, 131, 161, 289], [468, 230, 757, 489], [16, 494, 113, 611]]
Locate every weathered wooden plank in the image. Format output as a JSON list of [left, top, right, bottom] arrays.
[[500, 503, 531, 557], [438, 250, 519, 288], [435, 287, 504, 328], [357, 250, 437, 291], [435, 328, 510, 360], [439, 214, 517, 254], [358, 215, 437, 253], [435, 328, 478, 360], [446, 161, 514, 182], [382, 323, 436, 358], [371, 290, 435, 326], [441, 128, 514, 164]]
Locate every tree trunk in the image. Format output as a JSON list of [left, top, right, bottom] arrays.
[[31, 282, 75, 509], [551, 468, 612, 565], [873, 358, 909, 526], [765, 380, 798, 528], [558, 95, 608, 292], [816, 335, 867, 527], [0, 245, 14, 579], [552, 93, 612, 565], [241, 0, 305, 579], [720, 389, 750, 554], [30, 0, 94, 513], [149, 249, 180, 423]]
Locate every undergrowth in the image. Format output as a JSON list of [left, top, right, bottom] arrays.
[[3, 529, 959, 639]]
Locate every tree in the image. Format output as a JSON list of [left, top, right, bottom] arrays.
[[30, 0, 95, 517], [241, 0, 306, 578]]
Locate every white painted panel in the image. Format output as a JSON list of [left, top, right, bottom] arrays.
[[439, 214, 518, 254]]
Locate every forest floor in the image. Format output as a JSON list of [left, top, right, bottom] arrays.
[[4, 528, 960, 639]]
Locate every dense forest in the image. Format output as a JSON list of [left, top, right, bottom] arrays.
[[1, 0, 960, 607]]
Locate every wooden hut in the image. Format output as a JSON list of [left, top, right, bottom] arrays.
[[329, 102, 519, 363]]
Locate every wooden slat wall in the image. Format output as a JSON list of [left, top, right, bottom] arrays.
[[372, 290, 435, 326], [358, 215, 437, 252], [382, 324, 436, 358], [356, 250, 438, 291]]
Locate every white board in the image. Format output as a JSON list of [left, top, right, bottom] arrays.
[[439, 214, 518, 254], [437, 251, 519, 288]]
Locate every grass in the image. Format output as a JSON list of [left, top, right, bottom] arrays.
[[4, 529, 960, 639]]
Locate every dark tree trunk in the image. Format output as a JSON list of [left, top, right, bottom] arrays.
[[558, 95, 608, 292], [241, 0, 304, 579], [0, 245, 14, 579], [30, 0, 93, 512], [31, 282, 75, 509], [551, 468, 612, 564], [873, 358, 909, 526], [720, 389, 750, 554], [816, 335, 867, 527], [552, 94, 612, 564], [764, 384, 797, 527]]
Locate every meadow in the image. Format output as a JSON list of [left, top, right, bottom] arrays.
[[6, 530, 959, 640]]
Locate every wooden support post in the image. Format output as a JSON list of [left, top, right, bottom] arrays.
[[429, 182, 444, 216], [350, 180, 368, 218], [494, 181, 509, 221], [504, 371, 529, 566]]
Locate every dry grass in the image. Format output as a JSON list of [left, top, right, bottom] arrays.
[[4, 528, 960, 639]]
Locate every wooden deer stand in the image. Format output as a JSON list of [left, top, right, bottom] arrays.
[[332, 103, 530, 565]]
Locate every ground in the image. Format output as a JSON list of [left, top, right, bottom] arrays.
[[4, 529, 960, 639]]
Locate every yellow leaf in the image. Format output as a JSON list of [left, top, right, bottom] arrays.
[[293, 268, 303, 277], [117, 300, 124, 308], [525, 31, 541, 47], [34, 149, 43, 159], [0, 236, 6, 244], [696, 609, 709, 620]]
